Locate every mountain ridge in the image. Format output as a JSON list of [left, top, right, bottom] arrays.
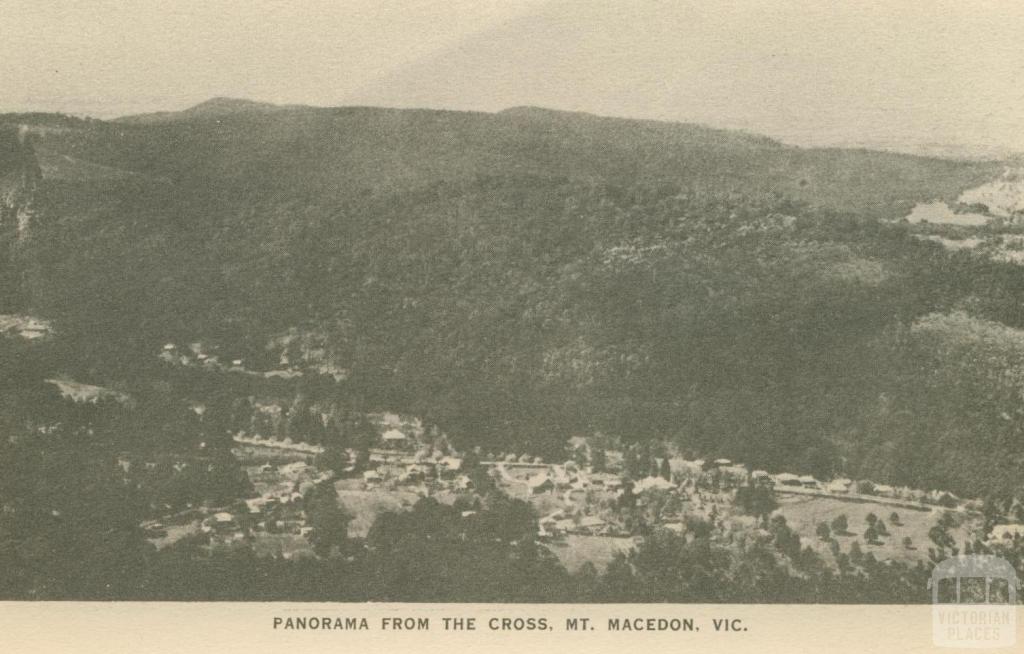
[[2, 98, 1007, 167], [0, 95, 1022, 501]]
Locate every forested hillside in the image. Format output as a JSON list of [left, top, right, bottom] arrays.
[[2, 101, 1021, 500]]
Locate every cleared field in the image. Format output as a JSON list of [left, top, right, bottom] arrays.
[[252, 533, 315, 559], [543, 534, 636, 573], [233, 445, 314, 466], [334, 487, 422, 537], [775, 494, 977, 565], [147, 520, 201, 550]]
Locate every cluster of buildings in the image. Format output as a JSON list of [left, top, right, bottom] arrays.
[[0, 314, 52, 340], [669, 456, 964, 509], [158, 342, 305, 380], [186, 461, 332, 551], [360, 454, 475, 492]]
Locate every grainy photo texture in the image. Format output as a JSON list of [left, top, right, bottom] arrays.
[[1, 0, 1023, 614]]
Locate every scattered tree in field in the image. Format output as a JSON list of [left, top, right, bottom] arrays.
[[315, 445, 349, 476], [659, 458, 671, 481], [875, 519, 888, 536], [734, 484, 777, 522], [864, 524, 878, 544], [903, 536, 914, 550], [304, 482, 352, 557], [831, 514, 849, 535], [889, 512, 900, 526], [937, 511, 956, 530], [865, 512, 878, 527], [816, 521, 831, 541], [849, 540, 864, 564], [929, 524, 955, 551], [769, 515, 802, 559]]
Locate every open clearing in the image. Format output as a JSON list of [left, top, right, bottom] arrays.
[[543, 535, 636, 573], [334, 486, 422, 538], [775, 494, 977, 565]]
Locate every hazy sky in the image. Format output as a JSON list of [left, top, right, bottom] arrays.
[[2, 0, 1022, 151]]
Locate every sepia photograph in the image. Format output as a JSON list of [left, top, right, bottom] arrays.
[[1, 1, 1023, 649]]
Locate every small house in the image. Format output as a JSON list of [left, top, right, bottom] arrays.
[[204, 512, 237, 533], [439, 456, 463, 474], [577, 516, 607, 535], [751, 470, 773, 488], [634, 476, 675, 493], [873, 484, 895, 497], [774, 473, 802, 487], [826, 478, 852, 494], [527, 473, 554, 494], [362, 470, 382, 485], [721, 464, 749, 482], [381, 429, 409, 449]]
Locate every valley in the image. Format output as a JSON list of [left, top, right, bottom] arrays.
[[1, 101, 1023, 602]]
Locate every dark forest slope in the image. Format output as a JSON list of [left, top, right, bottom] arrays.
[[1, 101, 1020, 499]]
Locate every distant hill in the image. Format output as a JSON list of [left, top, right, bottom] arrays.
[[2, 99, 1022, 499], [114, 97, 318, 124], [8, 99, 1000, 217]]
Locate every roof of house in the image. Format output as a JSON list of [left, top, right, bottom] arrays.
[[382, 429, 408, 440], [634, 476, 675, 492], [527, 473, 552, 488], [989, 524, 1024, 540], [439, 456, 462, 470], [568, 436, 589, 449]]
